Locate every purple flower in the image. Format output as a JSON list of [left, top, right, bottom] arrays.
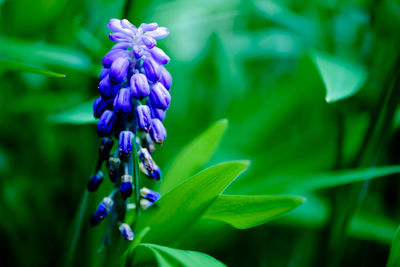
[[100, 68, 109, 79], [102, 49, 130, 68], [119, 223, 134, 241], [143, 57, 161, 82], [113, 88, 132, 114], [150, 47, 170, 65], [146, 27, 169, 39], [159, 67, 172, 90], [150, 119, 166, 145], [111, 42, 131, 50], [150, 165, 161, 180], [93, 96, 113, 118], [139, 22, 158, 32], [87, 171, 104, 192], [140, 187, 161, 203], [138, 148, 155, 172], [136, 105, 152, 132], [98, 75, 120, 99], [149, 82, 170, 110], [119, 131, 133, 158], [149, 104, 166, 121], [120, 174, 133, 200], [97, 110, 117, 137], [130, 74, 150, 100], [90, 197, 113, 226], [99, 137, 114, 161], [109, 57, 130, 83]]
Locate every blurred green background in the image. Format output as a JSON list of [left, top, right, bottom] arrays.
[[1, 0, 400, 266]]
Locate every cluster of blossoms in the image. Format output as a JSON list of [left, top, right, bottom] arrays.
[[87, 19, 171, 241]]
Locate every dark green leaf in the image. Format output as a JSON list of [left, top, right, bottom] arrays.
[[160, 119, 228, 194], [203, 194, 305, 229], [137, 161, 249, 245], [387, 225, 400, 267], [48, 99, 96, 124]]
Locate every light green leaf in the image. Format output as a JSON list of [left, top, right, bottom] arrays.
[[203, 195, 305, 229], [311, 51, 367, 103], [137, 161, 249, 245], [251, 165, 400, 194], [48, 99, 96, 124], [0, 58, 66, 78], [387, 226, 400, 267], [160, 119, 228, 194], [138, 243, 226, 267]]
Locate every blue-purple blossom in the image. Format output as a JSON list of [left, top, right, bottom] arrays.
[[118, 131, 133, 158], [90, 197, 113, 226], [119, 223, 134, 241], [87, 171, 105, 192], [90, 18, 171, 239], [136, 105, 152, 132]]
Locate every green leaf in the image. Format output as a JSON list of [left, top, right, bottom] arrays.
[[249, 165, 400, 194], [123, 227, 151, 267], [137, 161, 249, 245], [48, 99, 96, 124], [138, 243, 226, 267], [311, 51, 367, 103], [203, 194, 305, 229], [0, 58, 66, 78], [160, 119, 228, 194], [387, 226, 400, 267]]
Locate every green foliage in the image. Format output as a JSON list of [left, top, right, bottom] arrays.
[[137, 243, 226, 267], [0, 58, 66, 78], [203, 194, 305, 229], [311, 51, 367, 103], [387, 226, 400, 267], [159, 119, 228, 194]]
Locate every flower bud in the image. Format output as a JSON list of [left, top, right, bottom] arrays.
[[87, 171, 104, 192], [109, 32, 131, 42], [93, 96, 113, 118], [119, 223, 134, 241], [130, 74, 150, 99], [140, 199, 155, 210], [149, 82, 170, 110], [121, 19, 137, 31], [102, 49, 129, 68], [150, 47, 170, 65], [111, 42, 130, 50], [100, 68, 109, 79], [120, 175, 133, 200], [143, 57, 160, 82], [150, 105, 166, 121], [142, 134, 156, 154], [136, 105, 152, 132], [141, 35, 157, 49], [109, 57, 130, 83], [150, 119, 166, 145], [99, 138, 114, 161], [118, 131, 133, 158], [159, 67, 172, 90], [138, 148, 155, 172], [107, 157, 121, 183], [145, 27, 169, 39], [90, 197, 113, 226], [132, 45, 144, 59], [113, 88, 132, 114], [98, 75, 120, 99], [150, 165, 161, 180], [139, 22, 158, 32], [97, 110, 117, 137], [140, 187, 161, 203]]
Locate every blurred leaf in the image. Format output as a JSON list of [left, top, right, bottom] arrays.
[[387, 225, 400, 266], [160, 119, 228, 194], [123, 227, 151, 267], [203, 194, 305, 229], [250, 165, 400, 194], [137, 161, 249, 245], [311, 51, 367, 103], [0, 58, 66, 78], [0, 36, 94, 74], [48, 99, 96, 124], [138, 243, 226, 267]]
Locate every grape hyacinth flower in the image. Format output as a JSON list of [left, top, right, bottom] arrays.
[[85, 18, 170, 242]]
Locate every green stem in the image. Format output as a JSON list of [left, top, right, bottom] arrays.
[[132, 136, 141, 225], [65, 190, 89, 267]]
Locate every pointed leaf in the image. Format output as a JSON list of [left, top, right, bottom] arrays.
[[48, 99, 96, 124], [160, 119, 228, 194], [138, 243, 226, 267], [311, 51, 367, 103], [387, 226, 400, 267], [0, 58, 66, 78], [137, 161, 249, 245], [203, 194, 305, 229]]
